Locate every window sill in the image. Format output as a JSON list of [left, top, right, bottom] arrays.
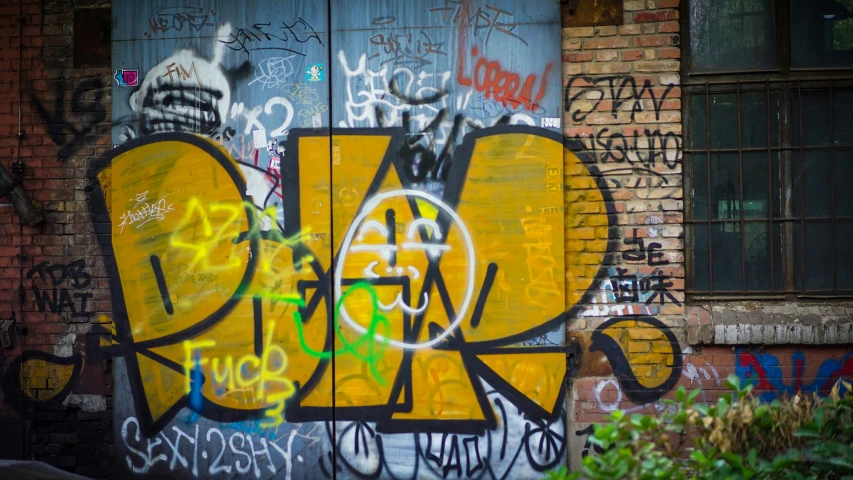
[[686, 302, 853, 345]]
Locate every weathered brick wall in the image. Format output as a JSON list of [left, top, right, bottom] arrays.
[[0, 0, 113, 476], [561, 0, 684, 391], [560, 0, 853, 471]]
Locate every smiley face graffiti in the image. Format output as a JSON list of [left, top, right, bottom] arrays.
[[336, 190, 475, 350]]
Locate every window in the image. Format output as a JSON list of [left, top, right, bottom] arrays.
[[685, 0, 853, 296]]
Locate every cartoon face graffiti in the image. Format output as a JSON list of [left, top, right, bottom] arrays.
[[306, 63, 324, 81], [334, 190, 475, 350]]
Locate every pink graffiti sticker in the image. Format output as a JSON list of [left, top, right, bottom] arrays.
[[114, 70, 139, 87]]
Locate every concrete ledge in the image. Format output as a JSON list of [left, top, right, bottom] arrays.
[[687, 303, 853, 345]]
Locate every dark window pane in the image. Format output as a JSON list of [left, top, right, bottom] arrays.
[[771, 153, 784, 218], [689, 94, 708, 150], [790, 0, 853, 68], [802, 220, 834, 290], [710, 153, 742, 220], [691, 223, 710, 291], [837, 220, 853, 290], [794, 222, 802, 290], [712, 223, 744, 291], [792, 90, 831, 147], [792, 151, 832, 218], [743, 152, 770, 219], [741, 91, 780, 149], [691, 153, 709, 220], [744, 222, 771, 290], [834, 90, 853, 146], [710, 94, 738, 149], [690, 0, 777, 72], [836, 148, 853, 216], [773, 222, 784, 290], [689, 92, 776, 150]]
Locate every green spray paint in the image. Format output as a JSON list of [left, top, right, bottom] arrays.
[[279, 282, 392, 385]]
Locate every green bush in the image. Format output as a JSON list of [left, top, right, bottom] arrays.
[[549, 376, 853, 480]]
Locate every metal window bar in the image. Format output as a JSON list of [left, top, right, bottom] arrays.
[[685, 77, 853, 296], [766, 79, 774, 291], [797, 80, 805, 292], [705, 81, 713, 294], [829, 80, 837, 292], [736, 81, 746, 290]]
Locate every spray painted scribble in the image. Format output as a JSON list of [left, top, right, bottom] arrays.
[[736, 350, 853, 401], [590, 316, 683, 405], [26, 260, 94, 319]]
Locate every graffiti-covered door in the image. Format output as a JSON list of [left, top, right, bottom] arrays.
[[325, 1, 569, 478], [103, 0, 566, 478]]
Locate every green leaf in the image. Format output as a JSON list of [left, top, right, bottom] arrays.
[[723, 452, 744, 467], [588, 436, 610, 448], [830, 458, 853, 469], [717, 397, 730, 416], [630, 414, 644, 428], [813, 407, 825, 427], [687, 389, 702, 403], [794, 426, 820, 438], [726, 373, 741, 391], [690, 449, 707, 463]]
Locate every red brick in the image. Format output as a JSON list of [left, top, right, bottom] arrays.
[[583, 37, 631, 49], [634, 35, 680, 47], [658, 21, 680, 33], [564, 52, 593, 62], [622, 49, 644, 61], [633, 10, 679, 23]]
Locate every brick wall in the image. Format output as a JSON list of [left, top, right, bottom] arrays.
[[560, 0, 853, 471], [0, 0, 113, 477], [561, 0, 684, 363]]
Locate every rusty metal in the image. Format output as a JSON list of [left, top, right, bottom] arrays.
[[687, 76, 853, 295], [706, 82, 713, 293], [687, 290, 853, 295], [0, 163, 43, 226], [797, 80, 805, 291], [689, 294, 787, 301], [796, 294, 853, 299], [766, 80, 775, 291], [829, 80, 837, 291], [736, 81, 746, 290], [780, 86, 795, 293], [561, 0, 622, 27], [692, 216, 853, 223], [684, 144, 853, 154], [683, 77, 853, 87]]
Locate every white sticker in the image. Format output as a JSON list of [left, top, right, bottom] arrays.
[[252, 129, 267, 149], [312, 112, 322, 128], [541, 117, 561, 129]]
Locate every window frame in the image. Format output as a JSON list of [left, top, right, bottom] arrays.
[[682, 0, 853, 300]]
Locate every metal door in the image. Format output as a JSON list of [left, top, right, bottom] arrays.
[[102, 1, 566, 478]]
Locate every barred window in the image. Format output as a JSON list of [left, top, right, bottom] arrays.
[[685, 0, 853, 297]]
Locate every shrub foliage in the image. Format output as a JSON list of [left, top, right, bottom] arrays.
[[551, 376, 853, 480]]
